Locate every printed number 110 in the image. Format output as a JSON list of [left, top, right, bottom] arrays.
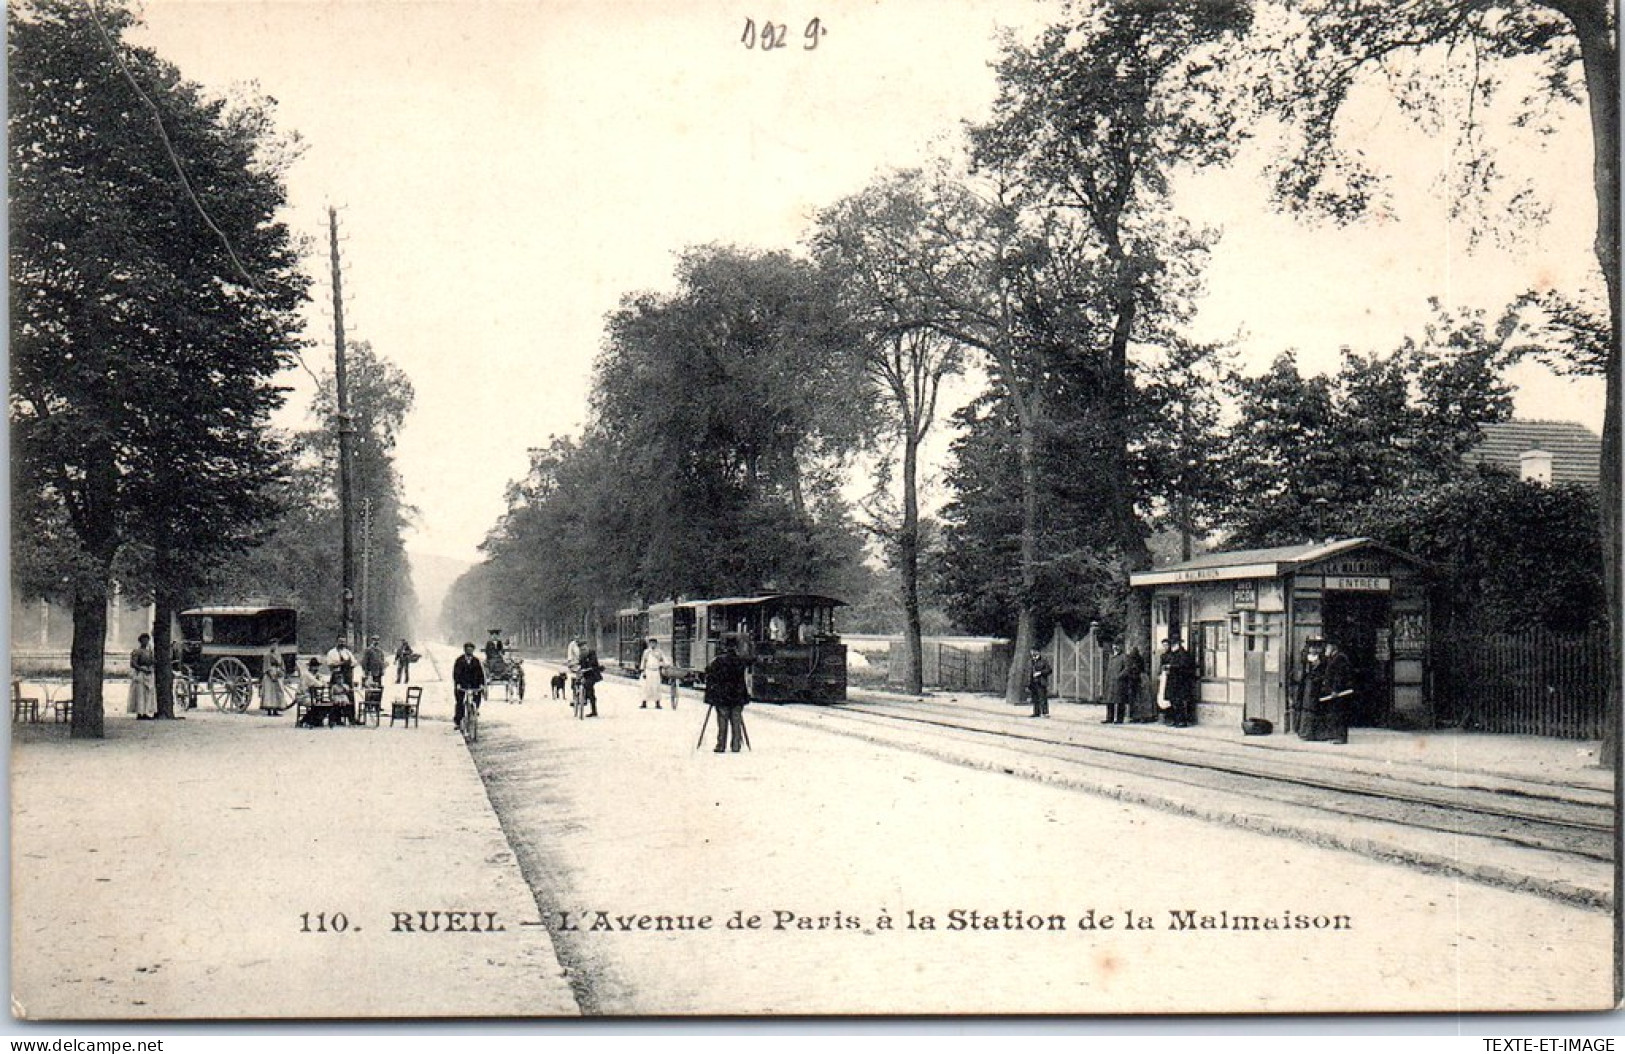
[[741, 18, 825, 50]]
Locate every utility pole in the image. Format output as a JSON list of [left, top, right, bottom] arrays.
[[330, 207, 357, 644], [361, 497, 372, 643]]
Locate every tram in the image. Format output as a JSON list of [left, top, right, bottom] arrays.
[[620, 593, 847, 703]]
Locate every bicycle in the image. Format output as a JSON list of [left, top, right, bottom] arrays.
[[459, 687, 483, 743], [569, 665, 587, 720]]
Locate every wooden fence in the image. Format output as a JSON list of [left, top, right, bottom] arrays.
[[1430, 626, 1611, 739], [1044, 624, 1107, 703]]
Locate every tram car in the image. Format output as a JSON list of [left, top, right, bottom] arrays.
[[632, 593, 847, 703], [176, 605, 300, 710], [615, 606, 650, 676]]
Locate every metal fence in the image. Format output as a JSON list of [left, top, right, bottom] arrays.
[[937, 642, 1013, 693], [1430, 626, 1611, 739]]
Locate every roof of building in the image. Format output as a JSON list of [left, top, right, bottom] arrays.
[[1471, 419, 1601, 487], [1130, 537, 1427, 587]]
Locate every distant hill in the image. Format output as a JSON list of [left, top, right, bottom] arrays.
[[406, 550, 476, 644]]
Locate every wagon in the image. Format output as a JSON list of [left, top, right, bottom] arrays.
[[176, 606, 300, 712]]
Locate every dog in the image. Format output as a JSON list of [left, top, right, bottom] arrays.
[[550, 671, 568, 699]]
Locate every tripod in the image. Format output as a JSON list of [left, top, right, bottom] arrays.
[[695, 704, 751, 752]]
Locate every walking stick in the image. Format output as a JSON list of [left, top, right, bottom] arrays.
[[739, 709, 751, 751], [695, 703, 713, 751]]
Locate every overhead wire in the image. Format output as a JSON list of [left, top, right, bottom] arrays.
[[81, 0, 325, 388]]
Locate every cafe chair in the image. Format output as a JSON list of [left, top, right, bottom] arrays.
[[390, 686, 421, 728], [11, 681, 40, 724]]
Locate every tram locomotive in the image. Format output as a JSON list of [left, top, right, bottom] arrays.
[[616, 594, 847, 703]]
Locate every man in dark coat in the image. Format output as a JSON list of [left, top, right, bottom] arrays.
[[1319, 640, 1355, 745], [1027, 649, 1053, 718], [1294, 638, 1327, 741], [361, 636, 387, 686], [452, 642, 485, 732], [1103, 642, 1144, 724], [704, 637, 751, 753], [1161, 637, 1198, 728]]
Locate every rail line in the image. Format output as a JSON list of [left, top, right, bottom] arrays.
[[753, 692, 1616, 867], [589, 663, 1613, 892]]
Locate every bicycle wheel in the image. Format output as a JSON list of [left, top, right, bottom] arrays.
[[466, 700, 479, 742]]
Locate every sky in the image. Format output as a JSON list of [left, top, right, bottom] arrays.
[[129, 0, 1607, 565]]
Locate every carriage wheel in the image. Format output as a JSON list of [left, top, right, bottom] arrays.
[[208, 657, 255, 712], [171, 670, 195, 714]]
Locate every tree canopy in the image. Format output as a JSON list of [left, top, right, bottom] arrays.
[[9, 0, 309, 734]]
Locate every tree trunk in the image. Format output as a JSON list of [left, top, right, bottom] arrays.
[[1565, 0, 1619, 780], [899, 429, 924, 696], [1004, 408, 1040, 706], [153, 591, 178, 719], [1104, 250, 1155, 656], [69, 582, 109, 739]]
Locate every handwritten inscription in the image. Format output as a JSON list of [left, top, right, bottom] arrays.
[[741, 17, 825, 51]]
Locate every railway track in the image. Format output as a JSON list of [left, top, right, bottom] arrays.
[[592, 666, 1615, 904], [792, 695, 1612, 858]]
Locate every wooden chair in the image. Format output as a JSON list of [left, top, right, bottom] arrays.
[[390, 686, 421, 728], [11, 681, 40, 724], [360, 683, 384, 727], [296, 683, 330, 727], [51, 695, 73, 724]]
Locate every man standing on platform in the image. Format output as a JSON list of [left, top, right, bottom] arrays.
[[1319, 640, 1355, 745], [1027, 648, 1052, 718], [1160, 637, 1198, 728]]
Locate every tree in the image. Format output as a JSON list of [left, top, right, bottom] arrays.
[[811, 170, 970, 694], [9, 0, 308, 736], [1220, 310, 1517, 547], [936, 389, 1128, 643], [971, 0, 1253, 699], [1353, 470, 1604, 635], [1242, 0, 1618, 766], [213, 343, 418, 646], [591, 245, 876, 602], [1132, 336, 1236, 561]]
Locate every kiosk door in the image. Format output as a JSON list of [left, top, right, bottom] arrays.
[[1323, 592, 1392, 726]]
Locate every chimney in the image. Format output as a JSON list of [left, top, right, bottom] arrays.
[[1519, 449, 1553, 485]]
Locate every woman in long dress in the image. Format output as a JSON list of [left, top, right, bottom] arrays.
[[260, 641, 286, 711], [126, 633, 158, 719]]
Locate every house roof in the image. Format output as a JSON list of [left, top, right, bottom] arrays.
[[1130, 537, 1426, 587], [1471, 419, 1601, 487]]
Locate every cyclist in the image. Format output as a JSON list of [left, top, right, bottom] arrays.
[[452, 642, 485, 733]]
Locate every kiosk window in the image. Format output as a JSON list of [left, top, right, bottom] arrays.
[[1197, 622, 1226, 680]]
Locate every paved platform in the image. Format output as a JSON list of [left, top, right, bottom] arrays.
[[9, 684, 580, 1021]]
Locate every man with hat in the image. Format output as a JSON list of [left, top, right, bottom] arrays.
[[1027, 648, 1053, 718], [361, 635, 387, 687], [703, 636, 750, 752]]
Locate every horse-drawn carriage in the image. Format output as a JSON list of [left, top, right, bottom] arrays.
[[174, 606, 299, 712], [483, 631, 525, 702]]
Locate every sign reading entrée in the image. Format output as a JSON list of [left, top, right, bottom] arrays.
[[1325, 576, 1391, 592]]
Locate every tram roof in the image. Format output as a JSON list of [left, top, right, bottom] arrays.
[[1130, 537, 1428, 587], [696, 593, 847, 609], [180, 606, 297, 618]]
